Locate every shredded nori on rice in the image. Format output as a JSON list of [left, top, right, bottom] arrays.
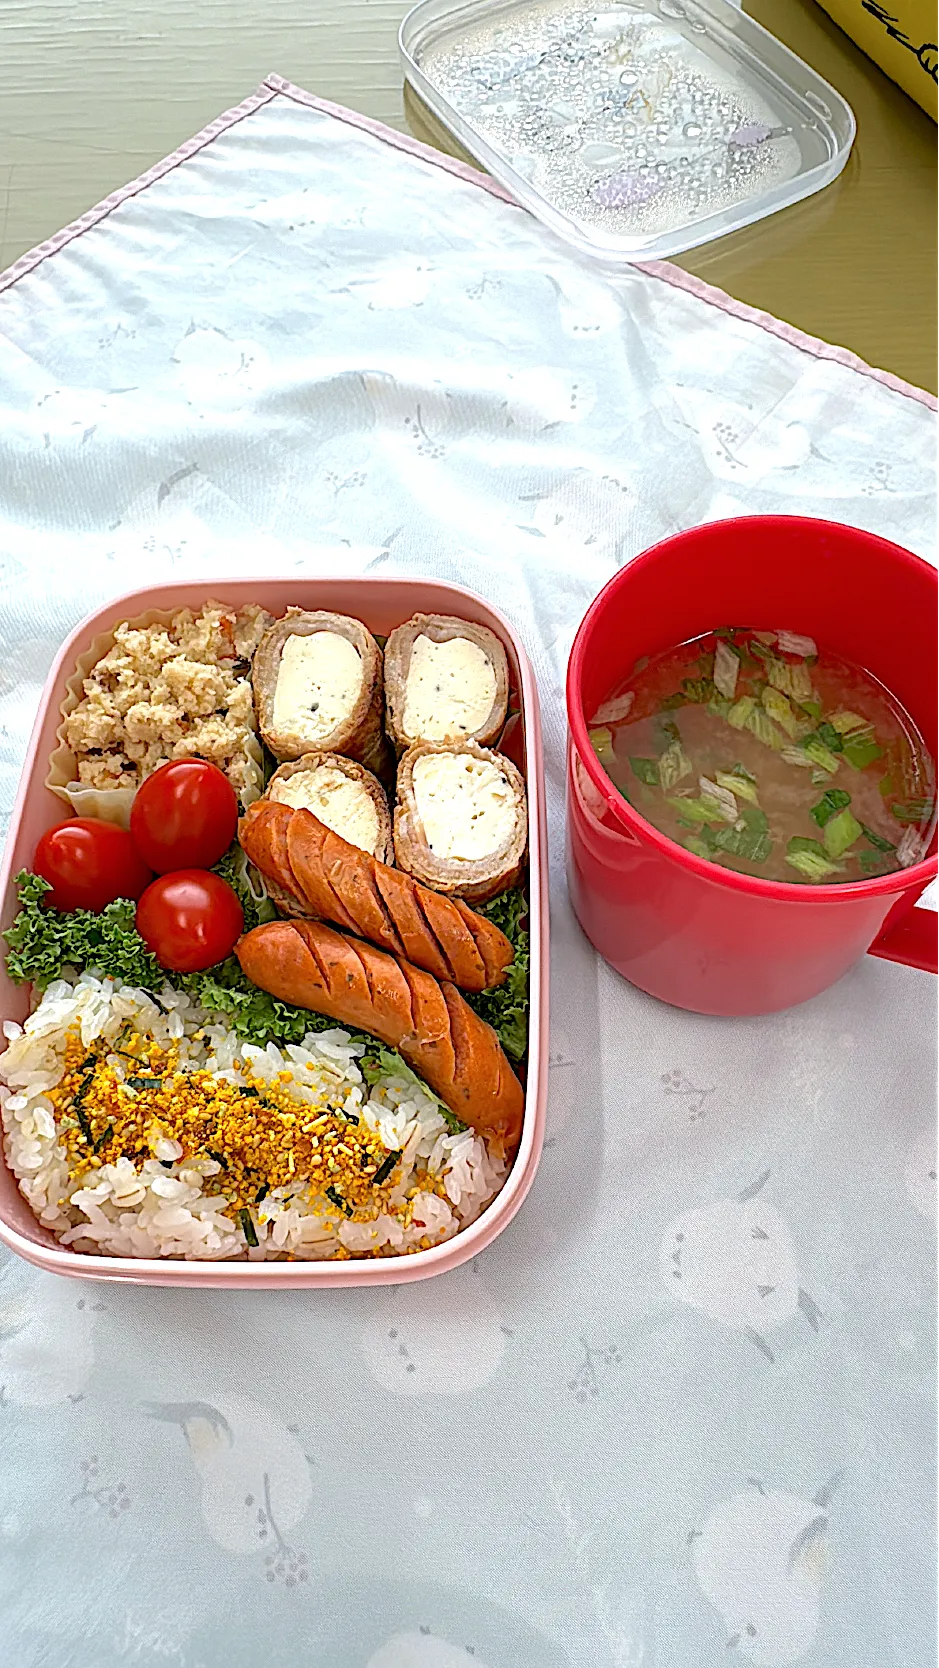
[[325, 1184, 353, 1217], [238, 1207, 259, 1247], [372, 1149, 400, 1187]]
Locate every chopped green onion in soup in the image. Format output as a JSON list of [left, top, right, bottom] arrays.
[[591, 690, 635, 726], [810, 788, 852, 828], [745, 707, 786, 751], [761, 686, 802, 739], [798, 735, 841, 774], [582, 625, 933, 885], [589, 726, 616, 767], [657, 739, 693, 792], [786, 837, 843, 880], [727, 696, 756, 730], [716, 766, 759, 805], [697, 776, 738, 822], [776, 630, 817, 657], [842, 731, 883, 770], [829, 711, 867, 734], [822, 807, 863, 860], [713, 639, 740, 701], [788, 662, 815, 705]]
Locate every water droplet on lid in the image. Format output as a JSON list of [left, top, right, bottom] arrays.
[[581, 141, 627, 166], [619, 67, 639, 85], [658, 0, 686, 15], [683, 121, 703, 139], [591, 11, 625, 36]]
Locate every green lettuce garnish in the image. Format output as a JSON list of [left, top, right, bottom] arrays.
[[359, 1046, 464, 1131], [464, 886, 530, 1064], [211, 842, 277, 932], [4, 872, 163, 991]]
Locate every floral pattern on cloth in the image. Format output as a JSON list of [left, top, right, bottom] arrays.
[[0, 87, 935, 1668]]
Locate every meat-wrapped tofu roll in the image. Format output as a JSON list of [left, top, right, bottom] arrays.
[[253, 609, 388, 775], [267, 753, 393, 864], [394, 741, 527, 904], [384, 613, 508, 752]]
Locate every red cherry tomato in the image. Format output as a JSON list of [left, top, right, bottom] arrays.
[[130, 759, 238, 874], [34, 819, 153, 913], [135, 870, 243, 973]]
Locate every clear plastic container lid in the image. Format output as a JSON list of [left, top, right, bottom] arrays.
[[400, 0, 856, 260]]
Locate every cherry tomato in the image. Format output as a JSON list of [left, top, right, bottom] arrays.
[[34, 819, 153, 913], [130, 759, 238, 874], [135, 870, 243, 972]]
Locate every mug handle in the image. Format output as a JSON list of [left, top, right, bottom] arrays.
[[868, 896, 938, 973]]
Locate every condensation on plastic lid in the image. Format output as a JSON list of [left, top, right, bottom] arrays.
[[400, 0, 855, 261]]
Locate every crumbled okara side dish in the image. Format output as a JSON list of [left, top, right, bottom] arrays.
[[0, 975, 506, 1261], [587, 627, 935, 884], [62, 602, 272, 801]]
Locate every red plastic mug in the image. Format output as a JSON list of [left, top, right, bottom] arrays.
[[566, 515, 937, 1015]]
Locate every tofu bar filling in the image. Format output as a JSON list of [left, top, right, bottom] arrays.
[[272, 633, 363, 746], [268, 765, 380, 854], [402, 635, 497, 742], [411, 752, 516, 862]]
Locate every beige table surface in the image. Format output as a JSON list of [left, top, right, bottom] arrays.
[[0, 0, 935, 392]]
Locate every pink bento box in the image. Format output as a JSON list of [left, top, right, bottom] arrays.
[[0, 576, 548, 1287]]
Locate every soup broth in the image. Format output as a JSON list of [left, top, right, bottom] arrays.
[[588, 627, 934, 884]]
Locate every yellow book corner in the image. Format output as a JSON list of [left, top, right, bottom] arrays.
[[816, 0, 937, 116]]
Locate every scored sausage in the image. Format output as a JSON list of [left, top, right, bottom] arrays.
[[236, 918, 524, 1155], [239, 799, 513, 993]]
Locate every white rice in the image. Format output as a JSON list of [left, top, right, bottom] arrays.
[[0, 974, 508, 1261]]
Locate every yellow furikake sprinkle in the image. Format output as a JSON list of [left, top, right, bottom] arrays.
[[49, 1029, 446, 1230]]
